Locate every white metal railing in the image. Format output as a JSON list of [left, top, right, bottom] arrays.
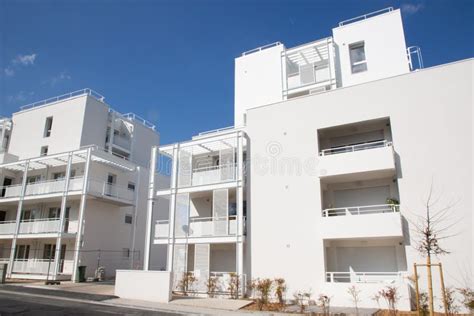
[[191, 163, 236, 186], [319, 139, 392, 156], [0, 184, 22, 198], [65, 220, 79, 234], [0, 258, 9, 264], [0, 177, 84, 200], [322, 204, 400, 217], [407, 46, 424, 70], [19, 88, 104, 111], [122, 113, 156, 131], [174, 271, 246, 294], [19, 218, 61, 234], [326, 271, 403, 283], [12, 259, 52, 274], [0, 220, 16, 234], [242, 42, 282, 56], [338, 7, 393, 27], [155, 216, 245, 239], [87, 179, 135, 203], [198, 126, 235, 136]]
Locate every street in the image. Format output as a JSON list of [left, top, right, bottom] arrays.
[[0, 291, 182, 316]]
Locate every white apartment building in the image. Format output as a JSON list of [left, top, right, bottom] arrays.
[[135, 8, 473, 311], [0, 89, 159, 281]]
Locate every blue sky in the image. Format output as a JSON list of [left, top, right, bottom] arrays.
[[1, 0, 473, 144]]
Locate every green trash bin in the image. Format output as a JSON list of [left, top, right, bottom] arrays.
[[77, 266, 87, 282]]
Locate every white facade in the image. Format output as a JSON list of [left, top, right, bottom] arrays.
[[142, 7, 473, 312], [0, 89, 159, 281]]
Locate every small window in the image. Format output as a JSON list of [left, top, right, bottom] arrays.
[[125, 214, 133, 224], [349, 42, 367, 73], [40, 146, 48, 156], [43, 244, 56, 260], [48, 207, 60, 219], [44, 117, 53, 137], [127, 182, 135, 192], [122, 248, 130, 258]]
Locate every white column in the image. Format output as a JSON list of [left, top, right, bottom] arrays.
[[130, 166, 140, 269], [7, 161, 29, 277], [52, 153, 73, 279], [143, 147, 157, 271], [108, 111, 115, 153], [71, 148, 92, 282], [166, 144, 179, 272], [0, 122, 6, 150], [236, 132, 245, 296]]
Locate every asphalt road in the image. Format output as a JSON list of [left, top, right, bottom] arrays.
[[0, 291, 182, 316]]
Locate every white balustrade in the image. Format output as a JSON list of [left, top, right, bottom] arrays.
[[19, 218, 61, 234], [191, 164, 236, 186], [155, 216, 242, 239], [113, 135, 131, 150], [0, 221, 16, 234], [0, 177, 84, 200], [88, 179, 135, 203], [12, 259, 52, 274], [322, 204, 399, 217], [325, 271, 403, 283], [61, 260, 74, 274], [1, 184, 22, 198], [320, 140, 392, 156]]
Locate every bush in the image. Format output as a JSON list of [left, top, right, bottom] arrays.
[[274, 278, 287, 306], [177, 272, 197, 295], [206, 275, 219, 298], [228, 273, 240, 299], [458, 287, 474, 312], [378, 286, 400, 316], [255, 278, 273, 310], [317, 294, 331, 316], [293, 290, 312, 313]]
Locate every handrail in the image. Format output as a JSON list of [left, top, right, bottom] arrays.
[[338, 7, 393, 27], [20, 217, 60, 223], [193, 163, 236, 172], [156, 215, 240, 224], [322, 204, 399, 217], [407, 46, 424, 70], [319, 139, 392, 156], [326, 271, 403, 283], [19, 88, 104, 111], [242, 42, 282, 56], [198, 126, 235, 136], [121, 112, 156, 131], [0, 220, 16, 224]]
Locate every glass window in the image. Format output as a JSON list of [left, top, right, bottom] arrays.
[[125, 214, 133, 224], [349, 42, 367, 73], [40, 146, 48, 156], [127, 182, 135, 192], [44, 117, 53, 137]]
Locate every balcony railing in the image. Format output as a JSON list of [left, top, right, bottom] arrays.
[[319, 140, 392, 156], [191, 163, 236, 186], [12, 259, 74, 275], [19, 218, 78, 234], [88, 179, 135, 203], [155, 216, 244, 239], [322, 204, 399, 217], [0, 220, 16, 234], [0, 177, 84, 199], [112, 135, 131, 150], [326, 271, 404, 283]]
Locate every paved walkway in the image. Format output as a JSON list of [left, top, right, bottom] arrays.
[[170, 297, 253, 311]]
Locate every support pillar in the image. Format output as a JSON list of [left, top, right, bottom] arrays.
[[144, 147, 157, 271], [235, 132, 245, 296], [52, 153, 73, 279], [7, 161, 29, 277], [71, 148, 92, 282], [166, 144, 179, 272]]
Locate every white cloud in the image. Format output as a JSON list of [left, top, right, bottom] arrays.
[[7, 91, 34, 104], [13, 53, 37, 66], [45, 71, 72, 87], [401, 3, 425, 15], [4, 68, 14, 76]]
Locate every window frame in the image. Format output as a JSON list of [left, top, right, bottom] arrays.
[[44, 116, 53, 138], [349, 41, 368, 74]]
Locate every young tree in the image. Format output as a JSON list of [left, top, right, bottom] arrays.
[[410, 184, 459, 316]]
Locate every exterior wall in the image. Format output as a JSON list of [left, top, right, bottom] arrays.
[[332, 9, 410, 87], [130, 121, 160, 167], [79, 97, 109, 150], [234, 44, 285, 126], [245, 59, 473, 309], [8, 95, 88, 159]]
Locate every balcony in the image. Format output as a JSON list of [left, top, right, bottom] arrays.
[[320, 204, 403, 239], [12, 259, 74, 275], [318, 140, 395, 179], [0, 177, 84, 200], [155, 216, 244, 240], [18, 218, 78, 235], [0, 220, 16, 235], [112, 135, 131, 151], [87, 180, 135, 204], [191, 164, 236, 186]]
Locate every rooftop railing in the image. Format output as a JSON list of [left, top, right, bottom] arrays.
[[19, 88, 104, 111], [319, 139, 392, 156], [338, 7, 393, 27], [407, 46, 424, 70], [322, 204, 399, 217], [122, 113, 156, 131], [242, 42, 282, 56]]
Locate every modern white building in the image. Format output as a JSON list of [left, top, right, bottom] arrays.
[[137, 7, 473, 311], [0, 89, 159, 281]]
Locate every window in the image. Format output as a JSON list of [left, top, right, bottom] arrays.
[[48, 207, 60, 219], [15, 245, 30, 259], [40, 146, 49, 156], [44, 117, 53, 137], [53, 170, 76, 180], [127, 182, 135, 192], [125, 214, 133, 224], [43, 244, 56, 260], [349, 42, 367, 73]]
